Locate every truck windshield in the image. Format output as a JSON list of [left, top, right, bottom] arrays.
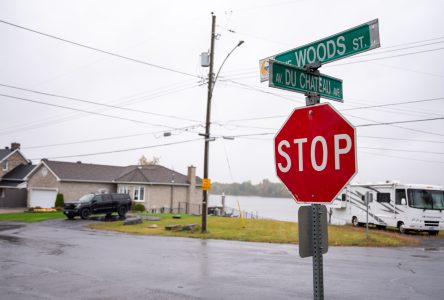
[[407, 189, 444, 210], [78, 194, 95, 202]]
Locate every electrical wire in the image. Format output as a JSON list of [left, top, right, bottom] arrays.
[[0, 82, 200, 123], [29, 138, 203, 161], [359, 150, 444, 164], [0, 82, 200, 136], [0, 19, 200, 79], [22, 124, 202, 150], [0, 92, 195, 129], [355, 116, 444, 127], [358, 135, 444, 144]]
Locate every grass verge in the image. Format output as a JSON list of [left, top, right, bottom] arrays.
[[0, 211, 65, 223], [89, 215, 420, 247]]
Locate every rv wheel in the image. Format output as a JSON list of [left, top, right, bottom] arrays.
[[352, 217, 358, 227], [398, 222, 407, 234]]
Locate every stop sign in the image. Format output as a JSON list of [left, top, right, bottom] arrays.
[[274, 103, 357, 203]]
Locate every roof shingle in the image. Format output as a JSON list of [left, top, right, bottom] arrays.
[[43, 159, 129, 182]]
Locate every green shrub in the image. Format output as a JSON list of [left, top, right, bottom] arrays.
[[55, 193, 64, 208], [133, 203, 145, 212]]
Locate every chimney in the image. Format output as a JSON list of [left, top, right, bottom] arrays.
[[187, 165, 196, 186], [11, 143, 20, 151]]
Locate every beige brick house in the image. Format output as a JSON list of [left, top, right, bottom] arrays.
[[115, 165, 202, 214], [26, 159, 202, 211]]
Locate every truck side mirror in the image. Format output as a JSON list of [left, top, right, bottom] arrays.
[[401, 198, 407, 205]]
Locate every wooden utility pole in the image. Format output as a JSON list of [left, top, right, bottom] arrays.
[[201, 13, 216, 233]]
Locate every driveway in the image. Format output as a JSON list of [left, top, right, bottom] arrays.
[[0, 219, 443, 299]]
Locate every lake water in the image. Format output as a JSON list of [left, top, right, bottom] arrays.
[[209, 194, 302, 222]]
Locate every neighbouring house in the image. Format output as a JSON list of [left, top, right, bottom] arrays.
[[26, 159, 202, 212], [0, 143, 35, 208], [26, 159, 128, 208], [115, 165, 202, 214]]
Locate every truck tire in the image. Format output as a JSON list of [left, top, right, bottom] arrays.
[[80, 208, 91, 220], [118, 205, 127, 217], [66, 214, 75, 220]]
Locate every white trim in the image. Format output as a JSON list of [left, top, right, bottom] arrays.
[[24, 161, 61, 181], [0, 149, 28, 164], [2, 160, 8, 171]]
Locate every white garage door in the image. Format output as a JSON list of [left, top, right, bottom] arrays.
[[30, 189, 57, 208]]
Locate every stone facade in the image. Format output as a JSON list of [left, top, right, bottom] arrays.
[[0, 151, 28, 177], [116, 166, 202, 214], [27, 164, 117, 205], [58, 182, 116, 203]]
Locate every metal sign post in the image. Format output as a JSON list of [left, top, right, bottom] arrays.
[[306, 82, 325, 300], [312, 204, 324, 300]]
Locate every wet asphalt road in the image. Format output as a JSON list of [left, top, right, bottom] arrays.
[[0, 219, 443, 300]]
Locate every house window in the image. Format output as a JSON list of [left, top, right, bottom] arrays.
[[2, 160, 8, 171], [0, 188, 4, 198], [118, 185, 130, 194], [134, 186, 145, 201]]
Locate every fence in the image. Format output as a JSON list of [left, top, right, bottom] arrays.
[[144, 202, 267, 220]]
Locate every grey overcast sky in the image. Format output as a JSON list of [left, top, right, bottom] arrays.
[[0, 0, 443, 185]]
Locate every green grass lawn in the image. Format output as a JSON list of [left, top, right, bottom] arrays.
[[0, 211, 65, 223], [89, 214, 420, 247]]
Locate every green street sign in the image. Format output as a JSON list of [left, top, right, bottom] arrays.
[[260, 19, 380, 82], [269, 60, 343, 101], [275, 19, 380, 67]]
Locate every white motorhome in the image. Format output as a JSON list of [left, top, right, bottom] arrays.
[[330, 182, 444, 235]]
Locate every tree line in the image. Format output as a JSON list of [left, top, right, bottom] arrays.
[[210, 179, 291, 198]]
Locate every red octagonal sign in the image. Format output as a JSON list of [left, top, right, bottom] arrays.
[[274, 103, 357, 204]]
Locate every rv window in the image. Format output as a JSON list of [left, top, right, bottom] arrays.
[[341, 194, 346, 201], [395, 189, 406, 205], [377, 193, 391, 203]]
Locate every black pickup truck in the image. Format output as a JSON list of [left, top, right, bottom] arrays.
[[63, 193, 132, 220]]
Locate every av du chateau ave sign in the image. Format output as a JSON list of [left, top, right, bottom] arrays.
[[259, 19, 380, 81], [269, 60, 343, 101]]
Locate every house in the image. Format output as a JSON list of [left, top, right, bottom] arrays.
[[0, 143, 35, 208], [115, 165, 202, 214], [26, 159, 202, 212], [26, 159, 128, 208]]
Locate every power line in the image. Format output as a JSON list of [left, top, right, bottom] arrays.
[[29, 138, 203, 161], [360, 146, 444, 155], [0, 82, 200, 123], [0, 82, 200, 136], [327, 47, 444, 67], [0, 19, 200, 79], [345, 113, 444, 137], [0, 92, 195, 129], [359, 135, 444, 144], [341, 97, 444, 112], [355, 116, 444, 127], [22, 125, 202, 150], [359, 150, 444, 164], [350, 40, 444, 58]]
